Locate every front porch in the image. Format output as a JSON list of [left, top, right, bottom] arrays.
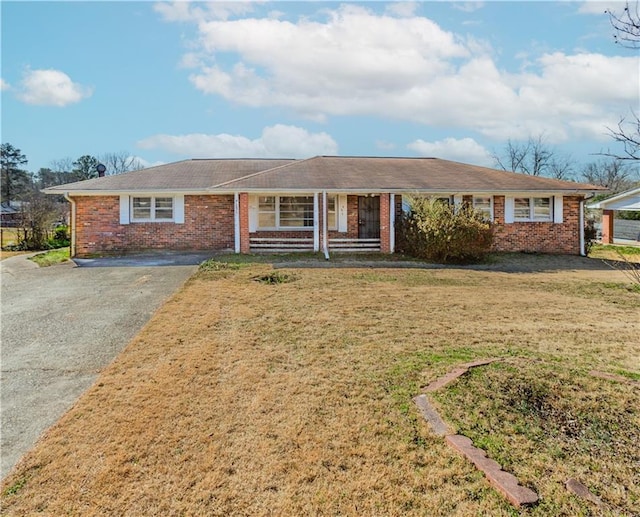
[[236, 192, 399, 254]]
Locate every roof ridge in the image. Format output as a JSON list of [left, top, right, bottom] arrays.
[[190, 157, 294, 162], [208, 156, 313, 189]]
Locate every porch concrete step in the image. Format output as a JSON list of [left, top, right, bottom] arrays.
[[329, 238, 381, 252]]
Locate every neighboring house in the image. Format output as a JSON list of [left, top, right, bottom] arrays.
[[44, 156, 604, 258], [588, 186, 640, 243], [1, 202, 21, 227]]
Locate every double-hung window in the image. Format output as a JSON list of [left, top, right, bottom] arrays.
[[514, 197, 552, 222], [258, 196, 314, 229], [131, 197, 174, 222], [473, 196, 493, 220]]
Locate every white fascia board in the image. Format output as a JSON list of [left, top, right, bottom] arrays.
[[588, 187, 640, 210], [52, 189, 219, 197], [53, 187, 600, 197]]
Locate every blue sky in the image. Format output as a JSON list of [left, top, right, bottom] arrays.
[[1, 1, 638, 175]]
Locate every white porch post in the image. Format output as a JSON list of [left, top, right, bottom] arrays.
[[579, 199, 585, 256], [234, 192, 240, 253], [389, 193, 395, 253], [313, 192, 320, 252]]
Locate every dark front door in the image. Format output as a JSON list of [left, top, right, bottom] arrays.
[[358, 196, 380, 239]]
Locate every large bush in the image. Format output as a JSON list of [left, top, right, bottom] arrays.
[[396, 197, 494, 264]]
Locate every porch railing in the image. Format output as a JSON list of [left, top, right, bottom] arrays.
[[249, 237, 382, 253], [249, 237, 314, 253]]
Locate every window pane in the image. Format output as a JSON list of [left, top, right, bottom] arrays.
[[259, 213, 276, 227], [514, 198, 530, 220], [533, 197, 551, 220], [155, 197, 173, 219], [473, 196, 492, 220], [279, 196, 314, 227], [259, 196, 275, 211], [258, 196, 276, 228], [132, 197, 151, 219]]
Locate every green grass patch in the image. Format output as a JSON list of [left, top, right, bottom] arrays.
[[2, 476, 27, 497], [198, 259, 249, 272], [615, 369, 640, 381], [591, 244, 640, 256], [28, 247, 70, 267]]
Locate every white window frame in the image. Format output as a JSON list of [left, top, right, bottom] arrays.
[[131, 196, 175, 222], [257, 195, 315, 230], [472, 196, 493, 221], [513, 196, 553, 222]]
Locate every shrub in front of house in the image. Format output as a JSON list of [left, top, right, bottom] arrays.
[[47, 225, 70, 249], [396, 197, 494, 264]]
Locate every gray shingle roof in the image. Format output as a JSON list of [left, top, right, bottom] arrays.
[[44, 159, 295, 192], [45, 156, 603, 194]]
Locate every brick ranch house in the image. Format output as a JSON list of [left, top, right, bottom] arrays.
[[44, 156, 604, 258]]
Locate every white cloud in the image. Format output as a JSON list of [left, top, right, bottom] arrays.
[[153, 1, 256, 22], [135, 156, 166, 169], [0, 78, 9, 91], [163, 3, 638, 144], [16, 69, 92, 107], [385, 2, 420, 18], [407, 137, 493, 166], [137, 124, 338, 158], [452, 2, 485, 13], [577, 1, 626, 15]]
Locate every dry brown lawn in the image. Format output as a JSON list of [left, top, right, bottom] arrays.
[[2, 254, 639, 516]]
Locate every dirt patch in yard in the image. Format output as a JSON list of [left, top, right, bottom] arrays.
[[2, 255, 639, 516]]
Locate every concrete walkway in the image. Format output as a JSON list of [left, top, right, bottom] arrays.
[[0, 253, 208, 479]]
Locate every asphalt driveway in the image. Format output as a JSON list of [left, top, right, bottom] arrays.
[[0, 252, 211, 479]]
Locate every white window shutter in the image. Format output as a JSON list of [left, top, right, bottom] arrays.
[[553, 196, 563, 223], [453, 195, 463, 207], [174, 195, 185, 224], [504, 197, 515, 224], [248, 195, 258, 232], [338, 195, 348, 232], [119, 195, 130, 224]]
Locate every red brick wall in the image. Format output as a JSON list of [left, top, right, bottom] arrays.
[[491, 195, 582, 254], [380, 193, 391, 253], [72, 193, 584, 257], [73, 195, 235, 257], [346, 195, 360, 238]]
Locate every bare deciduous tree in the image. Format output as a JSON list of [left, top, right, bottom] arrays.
[[606, 0, 640, 48], [581, 158, 637, 193], [50, 157, 74, 173], [99, 152, 143, 175], [493, 135, 574, 179], [603, 111, 640, 161], [601, 2, 640, 161]]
